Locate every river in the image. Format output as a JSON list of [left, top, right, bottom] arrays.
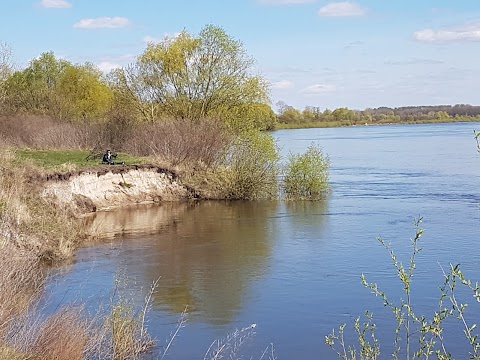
[[47, 122, 480, 359]]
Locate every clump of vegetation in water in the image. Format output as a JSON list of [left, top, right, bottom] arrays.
[[326, 218, 480, 359], [221, 131, 280, 200], [283, 143, 330, 200]]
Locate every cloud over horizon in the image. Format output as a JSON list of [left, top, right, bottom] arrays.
[[40, 0, 72, 8], [414, 22, 480, 43], [318, 2, 366, 17], [74, 17, 130, 29]]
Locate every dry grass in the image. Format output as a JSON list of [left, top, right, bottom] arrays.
[[0, 245, 157, 360], [0, 247, 45, 339], [31, 307, 89, 360], [0, 149, 81, 259], [204, 324, 257, 360]]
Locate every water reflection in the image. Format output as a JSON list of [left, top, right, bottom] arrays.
[[105, 201, 280, 325], [283, 198, 330, 232], [78, 198, 330, 326], [81, 203, 191, 240]]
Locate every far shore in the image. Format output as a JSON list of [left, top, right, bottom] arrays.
[[274, 117, 480, 130]]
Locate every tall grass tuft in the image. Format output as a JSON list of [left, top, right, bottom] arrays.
[[0, 247, 45, 338], [31, 307, 89, 360]]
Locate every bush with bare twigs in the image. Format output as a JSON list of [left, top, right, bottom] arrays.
[[0, 115, 104, 150], [123, 118, 232, 169]]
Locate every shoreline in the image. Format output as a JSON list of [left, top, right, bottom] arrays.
[[274, 118, 480, 130]]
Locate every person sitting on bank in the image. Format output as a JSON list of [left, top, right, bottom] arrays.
[[102, 150, 124, 165]]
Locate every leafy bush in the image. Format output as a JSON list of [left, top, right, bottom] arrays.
[[220, 131, 279, 200], [283, 144, 330, 200]]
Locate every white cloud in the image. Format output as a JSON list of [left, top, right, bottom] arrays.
[[41, 0, 72, 8], [74, 17, 130, 29], [271, 80, 294, 89], [318, 2, 366, 17], [97, 61, 122, 73], [414, 22, 480, 43], [258, 0, 316, 4], [301, 84, 336, 94]]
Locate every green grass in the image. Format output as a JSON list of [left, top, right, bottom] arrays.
[[14, 149, 148, 169]]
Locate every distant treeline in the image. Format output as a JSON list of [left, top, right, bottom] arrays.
[[276, 102, 480, 129]]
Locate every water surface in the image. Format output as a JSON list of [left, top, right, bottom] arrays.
[[48, 122, 480, 359]]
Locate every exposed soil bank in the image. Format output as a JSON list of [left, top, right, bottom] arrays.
[[41, 165, 197, 213]]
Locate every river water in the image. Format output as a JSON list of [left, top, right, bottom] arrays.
[[47, 122, 480, 359]]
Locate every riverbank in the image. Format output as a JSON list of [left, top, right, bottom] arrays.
[[42, 165, 196, 213], [0, 149, 200, 260], [0, 149, 162, 359]]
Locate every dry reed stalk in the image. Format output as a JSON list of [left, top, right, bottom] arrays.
[[204, 324, 257, 360]]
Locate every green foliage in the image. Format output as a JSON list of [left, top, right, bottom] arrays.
[[223, 102, 277, 132], [58, 63, 113, 120], [327, 219, 480, 360], [220, 131, 279, 200], [5, 52, 69, 115], [332, 107, 356, 122], [3, 52, 112, 120], [283, 144, 330, 200], [112, 24, 270, 129]]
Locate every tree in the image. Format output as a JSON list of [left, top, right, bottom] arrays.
[[58, 63, 113, 120], [0, 42, 13, 83], [0, 42, 14, 108], [332, 107, 356, 122], [4, 52, 112, 120], [112, 25, 270, 128], [108, 63, 162, 123], [4, 52, 68, 115], [278, 107, 303, 124]]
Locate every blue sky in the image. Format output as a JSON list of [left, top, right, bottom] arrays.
[[2, 0, 480, 111]]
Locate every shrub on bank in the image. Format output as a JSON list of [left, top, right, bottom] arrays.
[[283, 144, 330, 200], [221, 131, 280, 200]]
